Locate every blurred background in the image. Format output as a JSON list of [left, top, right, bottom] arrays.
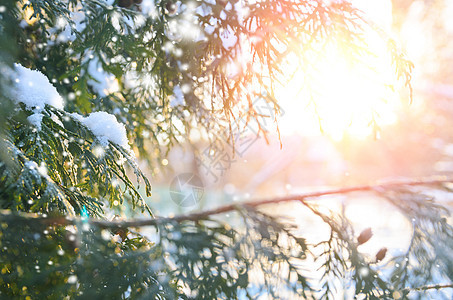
[[144, 0, 453, 213], [121, 0, 453, 297]]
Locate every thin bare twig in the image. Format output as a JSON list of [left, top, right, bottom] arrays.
[[1, 176, 452, 229], [405, 283, 453, 292]]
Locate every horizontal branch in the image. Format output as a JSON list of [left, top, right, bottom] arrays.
[[1, 176, 452, 229], [406, 283, 453, 292]]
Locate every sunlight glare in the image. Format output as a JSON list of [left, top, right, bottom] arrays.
[[277, 0, 401, 141]]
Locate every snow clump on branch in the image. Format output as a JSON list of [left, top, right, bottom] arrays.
[[10, 64, 132, 155], [10, 64, 64, 130], [12, 63, 64, 111], [71, 112, 132, 153]]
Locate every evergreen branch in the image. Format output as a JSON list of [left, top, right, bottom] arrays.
[[1, 176, 452, 229]]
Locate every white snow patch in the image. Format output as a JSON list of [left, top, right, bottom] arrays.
[[25, 160, 49, 178], [141, 0, 158, 17], [12, 64, 64, 111], [133, 15, 146, 28], [86, 57, 119, 97], [71, 111, 131, 152], [110, 12, 141, 32], [234, 1, 249, 23], [170, 85, 185, 107], [205, 17, 217, 35], [27, 113, 44, 130], [196, 3, 212, 17], [101, 0, 115, 6], [111, 12, 122, 32], [220, 27, 237, 49], [56, 11, 86, 43], [219, 10, 227, 20]]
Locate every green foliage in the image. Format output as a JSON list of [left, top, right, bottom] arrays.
[[1, 104, 151, 217], [1, 187, 453, 299], [0, 216, 172, 299], [0, 0, 449, 299], [385, 190, 453, 296], [8, 0, 414, 161]]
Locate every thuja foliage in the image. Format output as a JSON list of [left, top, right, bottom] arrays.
[[2, 105, 152, 217], [0, 0, 451, 299], [1, 186, 453, 299]]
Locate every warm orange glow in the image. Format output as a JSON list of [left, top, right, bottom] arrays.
[[277, 0, 401, 141]]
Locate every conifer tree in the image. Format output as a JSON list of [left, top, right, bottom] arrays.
[[0, 0, 452, 299]]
